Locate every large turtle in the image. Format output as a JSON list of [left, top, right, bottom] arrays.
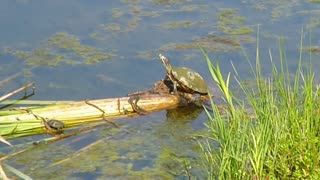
[[159, 54, 208, 95]]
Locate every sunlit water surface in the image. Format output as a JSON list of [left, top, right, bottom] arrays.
[[1, 0, 320, 179]]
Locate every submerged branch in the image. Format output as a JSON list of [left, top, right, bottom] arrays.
[[0, 82, 35, 103]]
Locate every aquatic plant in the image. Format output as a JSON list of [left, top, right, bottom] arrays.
[[217, 8, 253, 35], [200, 31, 320, 179]]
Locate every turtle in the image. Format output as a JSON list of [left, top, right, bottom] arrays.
[[128, 95, 148, 115], [47, 119, 65, 131], [159, 54, 208, 96]]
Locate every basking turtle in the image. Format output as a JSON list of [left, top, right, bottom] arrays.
[[159, 54, 208, 95], [47, 119, 65, 131], [128, 95, 148, 115]]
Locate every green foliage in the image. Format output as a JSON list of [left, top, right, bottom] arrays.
[[200, 35, 320, 179]]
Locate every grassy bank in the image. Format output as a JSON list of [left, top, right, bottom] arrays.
[[200, 36, 320, 179]]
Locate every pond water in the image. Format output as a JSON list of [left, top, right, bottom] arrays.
[[1, 0, 320, 179]]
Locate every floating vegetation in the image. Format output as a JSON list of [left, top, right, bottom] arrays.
[[111, 8, 125, 19], [161, 21, 195, 29], [307, 17, 320, 29], [139, 10, 161, 17], [92, 15, 141, 41], [253, 4, 267, 11], [217, 8, 253, 35], [6, 32, 116, 66], [14, 49, 64, 67], [218, 26, 253, 35], [159, 35, 254, 52], [302, 46, 320, 53], [267, 0, 299, 21], [136, 50, 155, 60], [122, 0, 140, 4], [180, 5, 207, 12], [104, 23, 121, 31], [46, 32, 116, 64], [126, 16, 141, 32], [218, 9, 246, 25], [3, 118, 205, 179], [150, 0, 191, 6]]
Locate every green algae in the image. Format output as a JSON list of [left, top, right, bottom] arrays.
[[265, 0, 299, 21], [136, 50, 155, 60], [6, 32, 116, 67], [134, 34, 255, 61], [217, 8, 253, 35], [92, 14, 141, 40], [151, 0, 190, 6], [104, 23, 122, 31], [5, 116, 208, 179], [180, 5, 207, 12], [253, 4, 267, 11], [14, 48, 64, 67], [122, 0, 140, 4], [158, 35, 254, 52], [100, 162, 129, 177], [218, 9, 246, 25], [46, 32, 116, 64], [307, 17, 320, 29], [302, 46, 320, 53], [2, 0, 318, 179], [161, 21, 195, 29], [219, 26, 253, 35], [111, 8, 124, 19]]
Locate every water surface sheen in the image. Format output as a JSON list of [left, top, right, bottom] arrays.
[[1, 0, 320, 179]]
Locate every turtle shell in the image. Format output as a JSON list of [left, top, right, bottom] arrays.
[[47, 119, 64, 130], [170, 66, 208, 94]]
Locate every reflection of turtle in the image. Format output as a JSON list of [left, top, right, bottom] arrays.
[[159, 54, 208, 95], [47, 119, 65, 131]]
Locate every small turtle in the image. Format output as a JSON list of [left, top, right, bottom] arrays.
[[47, 119, 65, 131], [159, 54, 208, 95], [128, 95, 148, 115]]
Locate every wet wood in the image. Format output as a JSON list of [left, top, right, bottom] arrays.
[[1, 81, 192, 126], [2, 94, 182, 123], [0, 80, 209, 138]]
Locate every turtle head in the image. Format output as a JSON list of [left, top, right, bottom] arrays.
[[159, 54, 172, 72]]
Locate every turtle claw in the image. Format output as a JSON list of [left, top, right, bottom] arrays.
[[128, 96, 148, 115]]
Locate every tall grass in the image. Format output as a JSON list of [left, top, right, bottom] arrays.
[[200, 34, 320, 179]]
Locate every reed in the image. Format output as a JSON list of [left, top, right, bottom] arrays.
[[200, 33, 320, 179]]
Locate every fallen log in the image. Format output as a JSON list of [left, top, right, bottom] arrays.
[[0, 80, 203, 139]]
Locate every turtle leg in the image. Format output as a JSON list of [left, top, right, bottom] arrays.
[[202, 100, 213, 111], [191, 93, 213, 111], [172, 81, 178, 94], [190, 93, 202, 107], [128, 96, 148, 115]]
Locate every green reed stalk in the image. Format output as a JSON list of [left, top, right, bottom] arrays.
[[200, 31, 320, 179]]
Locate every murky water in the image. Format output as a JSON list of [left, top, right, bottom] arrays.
[[1, 0, 320, 179]]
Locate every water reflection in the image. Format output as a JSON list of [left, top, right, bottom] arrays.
[[166, 105, 203, 122]]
